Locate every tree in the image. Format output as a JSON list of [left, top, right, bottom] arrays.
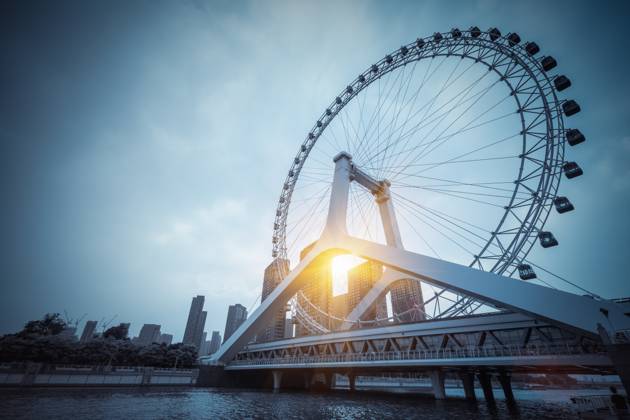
[[103, 324, 129, 340], [19, 313, 66, 337]]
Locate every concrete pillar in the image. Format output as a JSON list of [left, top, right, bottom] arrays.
[[606, 343, 630, 395], [477, 372, 495, 404], [430, 370, 446, 400], [459, 371, 476, 401], [324, 372, 333, 389], [304, 372, 312, 390], [498, 372, 515, 405], [272, 370, 283, 392], [348, 374, 356, 391]]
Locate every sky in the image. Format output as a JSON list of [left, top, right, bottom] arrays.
[[0, 0, 629, 341]]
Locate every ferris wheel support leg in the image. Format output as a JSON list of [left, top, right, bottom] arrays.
[[333, 234, 630, 339], [322, 152, 353, 236]]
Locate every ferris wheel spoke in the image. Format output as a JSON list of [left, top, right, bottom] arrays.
[[412, 94, 514, 167], [388, 79, 506, 180], [356, 61, 415, 166], [375, 60, 422, 179], [392, 192, 493, 234], [356, 65, 409, 159], [359, 55, 437, 166], [392, 132, 521, 182], [373, 109, 517, 178], [358, 56, 451, 164], [367, 73, 498, 174], [367, 60, 493, 168], [395, 196, 491, 249], [397, 208, 442, 259], [395, 199, 480, 257]]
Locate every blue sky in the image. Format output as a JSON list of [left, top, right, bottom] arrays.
[[1, 0, 629, 341]]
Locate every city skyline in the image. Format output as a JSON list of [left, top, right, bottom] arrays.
[[1, 1, 630, 342]]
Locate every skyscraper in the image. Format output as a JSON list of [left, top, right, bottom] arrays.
[[258, 258, 289, 342], [183, 295, 205, 347], [390, 279, 425, 322], [347, 260, 388, 322], [192, 311, 207, 349], [223, 304, 247, 343], [296, 242, 333, 336], [208, 331, 222, 354], [137, 324, 161, 346], [119, 323, 131, 339], [158, 333, 173, 345], [79, 320, 97, 343]]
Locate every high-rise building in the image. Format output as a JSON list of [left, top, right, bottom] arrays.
[[118, 323, 131, 339], [258, 258, 289, 342], [183, 295, 205, 348], [347, 260, 388, 322], [223, 304, 247, 343], [58, 326, 77, 341], [137, 324, 161, 346], [192, 312, 207, 349], [158, 333, 173, 345], [330, 293, 349, 330], [296, 242, 333, 336], [199, 339, 210, 356], [208, 331, 221, 354], [79, 320, 97, 343], [284, 317, 294, 339], [390, 279, 425, 322]]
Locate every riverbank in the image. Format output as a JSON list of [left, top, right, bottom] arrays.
[[0, 363, 197, 387]]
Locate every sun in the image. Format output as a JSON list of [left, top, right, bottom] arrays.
[[331, 255, 365, 295]]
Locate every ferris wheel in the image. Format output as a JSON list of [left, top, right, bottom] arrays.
[[269, 27, 587, 331]]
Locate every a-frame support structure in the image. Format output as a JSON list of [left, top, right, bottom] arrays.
[[205, 153, 630, 374]]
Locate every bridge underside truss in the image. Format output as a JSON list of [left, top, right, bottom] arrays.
[[227, 313, 613, 374]]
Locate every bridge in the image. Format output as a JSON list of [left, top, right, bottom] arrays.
[[199, 28, 630, 404], [200, 151, 630, 402]]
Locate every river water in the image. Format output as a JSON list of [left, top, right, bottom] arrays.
[[0, 387, 592, 419]]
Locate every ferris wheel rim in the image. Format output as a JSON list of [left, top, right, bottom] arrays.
[[272, 27, 568, 277]]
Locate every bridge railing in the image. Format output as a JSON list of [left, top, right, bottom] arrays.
[[228, 343, 601, 367]]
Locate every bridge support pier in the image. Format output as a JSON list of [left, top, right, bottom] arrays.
[[272, 370, 283, 392], [430, 370, 446, 400], [477, 372, 495, 404], [459, 372, 476, 401], [304, 372, 312, 390], [498, 372, 515, 405], [348, 374, 356, 391], [324, 372, 333, 390]]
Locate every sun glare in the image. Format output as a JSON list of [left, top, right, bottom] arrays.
[[331, 255, 365, 296]]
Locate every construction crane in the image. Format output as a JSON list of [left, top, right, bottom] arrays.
[[99, 314, 118, 333]]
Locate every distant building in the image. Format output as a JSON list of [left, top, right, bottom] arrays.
[[284, 317, 294, 339], [296, 242, 333, 336], [390, 279, 424, 323], [192, 312, 207, 349], [199, 339, 210, 356], [183, 295, 205, 348], [331, 293, 349, 329], [258, 258, 289, 342], [137, 324, 161, 346], [208, 331, 221, 354], [118, 323, 131, 339], [79, 320, 98, 343], [348, 260, 388, 322], [158, 333, 173, 345], [223, 304, 247, 343], [58, 326, 77, 341]]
